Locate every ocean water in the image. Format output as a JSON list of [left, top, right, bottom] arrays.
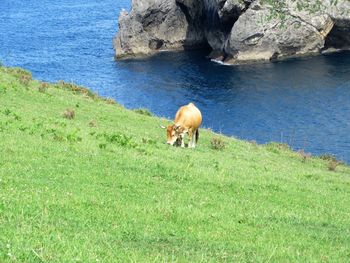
[[1, 0, 349, 163]]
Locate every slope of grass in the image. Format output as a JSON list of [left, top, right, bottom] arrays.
[[0, 66, 349, 262]]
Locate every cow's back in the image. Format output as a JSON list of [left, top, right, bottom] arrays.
[[175, 103, 202, 129]]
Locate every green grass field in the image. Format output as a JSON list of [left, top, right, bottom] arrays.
[[0, 66, 349, 262]]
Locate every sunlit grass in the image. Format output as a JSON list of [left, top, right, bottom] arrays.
[[0, 66, 349, 262]]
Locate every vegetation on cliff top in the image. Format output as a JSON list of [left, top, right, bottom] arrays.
[[261, 0, 347, 22], [0, 66, 349, 262]]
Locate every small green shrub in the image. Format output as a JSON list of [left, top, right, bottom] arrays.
[[99, 132, 137, 149], [66, 129, 82, 142], [3, 108, 11, 116], [211, 137, 226, 150], [99, 143, 107, 149], [12, 113, 21, 121], [133, 108, 152, 116]]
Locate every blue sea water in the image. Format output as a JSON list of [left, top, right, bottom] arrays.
[[1, 0, 349, 163]]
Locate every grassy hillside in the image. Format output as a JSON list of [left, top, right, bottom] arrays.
[[0, 66, 349, 262]]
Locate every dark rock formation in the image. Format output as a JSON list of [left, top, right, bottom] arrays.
[[114, 0, 350, 64], [225, 0, 335, 63], [113, 0, 206, 59]]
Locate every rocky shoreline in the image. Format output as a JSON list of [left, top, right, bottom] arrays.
[[113, 0, 350, 65]]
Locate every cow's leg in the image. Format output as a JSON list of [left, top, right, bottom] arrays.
[[191, 130, 196, 148], [188, 132, 192, 148], [188, 130, 193, 148], [181, 134, 185, 148]]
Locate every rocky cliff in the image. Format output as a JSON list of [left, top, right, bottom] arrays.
[[113, 0, 350, 64]]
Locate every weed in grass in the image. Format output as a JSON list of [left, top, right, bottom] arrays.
[[137, 147, 152, 156], [58, 122, 67, 128], [319, 154, 339, 162], [57, 81, 97, 99], [63, 109, 75, 120], [299, 149, 312, 163], [2, 108, 21, 121], [328, 160, 340, 172], [134, 108, 152, 116], [89, 120, 97, 127], [319, 154, 344, 168], [43, 128, 66, 142], [6, 67, 32, 81], [213, 160, 220, 171], [266, 142, 291, 153], [18, 125, 29, 132], [142, 138, 156, 145], [3, 108, 11, 116], [38, 82, 49, 93], [0, 83, 7, 94], [276, 143, 291, 151], [52, 130, 66, 142], [99, 143, 107, 149], [98, 132, 138, 148], [8, 81, 17, 92], [66, 129, 82, 142], [105, 97, 117, 105], [19, 74, 31, 87], [211, 137, 226, 150], [13, 113, 21, 121]]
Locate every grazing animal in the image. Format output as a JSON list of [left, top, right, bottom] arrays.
[[161, 103, 202, 148]]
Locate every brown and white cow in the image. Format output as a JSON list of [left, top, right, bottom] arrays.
[[161, 103, 202, 148]]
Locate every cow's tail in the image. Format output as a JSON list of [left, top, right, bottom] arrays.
[[195, 129, 199, 143]]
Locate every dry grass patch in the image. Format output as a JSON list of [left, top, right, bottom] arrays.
[[63, 109, 75, 120], [299, 149, 312, 163], [38, 82, 49, 93], [211, 137, 226, 150], [328, 160, 340, 172]]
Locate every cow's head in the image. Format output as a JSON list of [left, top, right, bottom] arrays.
[[161, 124, 187, 145]]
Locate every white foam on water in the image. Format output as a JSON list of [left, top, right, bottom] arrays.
[[210, 59, 231, 66]]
